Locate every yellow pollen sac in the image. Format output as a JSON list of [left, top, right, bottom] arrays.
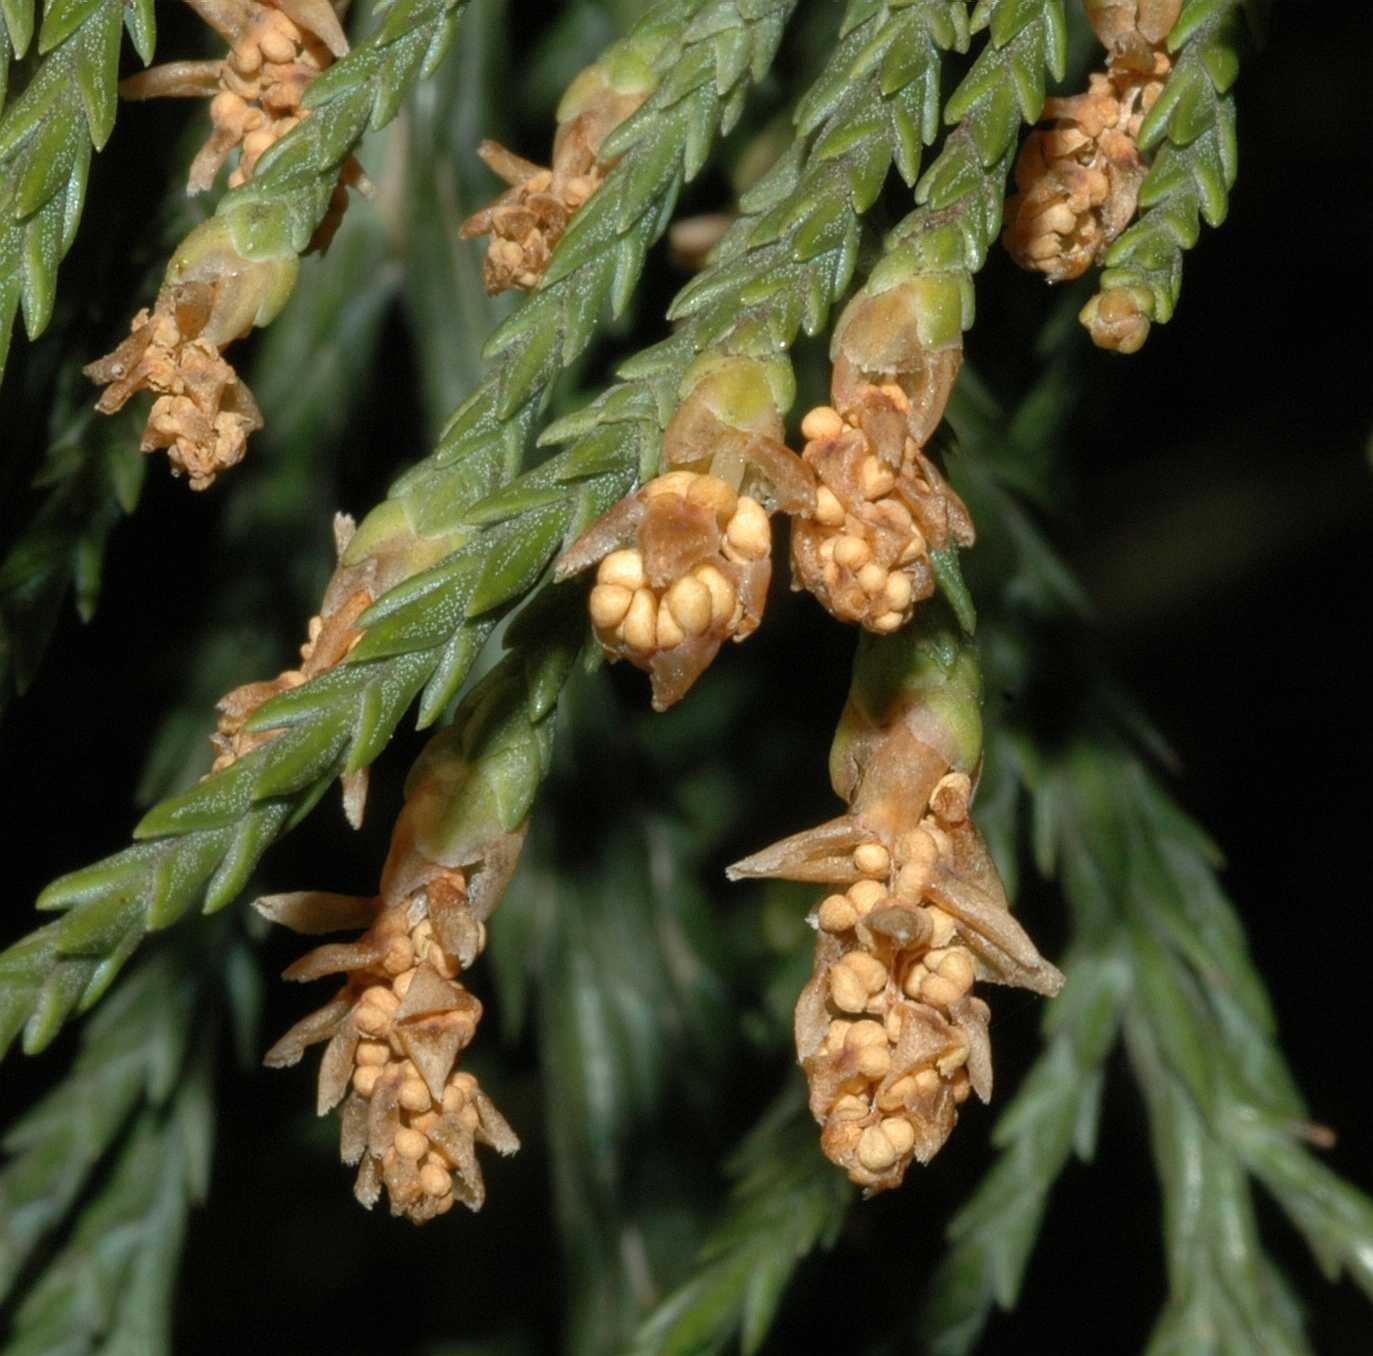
[[394, 1127, 429, 1160], [833, 535, 871, 571], [725, 497, 770, 560], [655, 599, 685, 649], [597, 548, 647, 591], [801, 406, 846, 441], [589, 583, 634, 629], [853, 842, 890, 877], [665, 575, 713, 636], [817, 894, 859, 932], [620, 589, 658, 651], [857, 1123, 900, 1172], [815, 486, 846, 527]]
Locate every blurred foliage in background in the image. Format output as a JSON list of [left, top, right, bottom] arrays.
[[1, 1, 1371, 1354]]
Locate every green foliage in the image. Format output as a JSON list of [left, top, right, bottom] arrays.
[[219, 0, 473, 259], [0, 0, 155, 384], [0, 405, 144, 711], [0, 925, 250, 1353], [629, 1092, 851, 1356], [1090, 0, 1265, 334], [2, 2, 1370, 1354]]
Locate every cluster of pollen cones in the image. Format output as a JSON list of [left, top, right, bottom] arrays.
[[84, 0, 362, 487], [259, 829, 526, 1222], [729, 636, 1062, 1190], [1003, 0, 1183, 352]]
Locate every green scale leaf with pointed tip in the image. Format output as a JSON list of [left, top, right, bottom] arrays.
[[0, 0, 155, 387]]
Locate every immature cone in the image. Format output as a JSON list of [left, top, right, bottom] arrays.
[[556, 357, 813, 710], [791, 272, 973, 635], [84, 218, 297, 488], [260, 681, 545, 1222], [460, 50, 652, 293], [120, 0, 358, 229], [1003, 0, 1181, 284], [730, 620, 1062, 1191]]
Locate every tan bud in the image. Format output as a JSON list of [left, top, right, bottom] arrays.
[[853, 842, 890, 877], [883, 572, 914, 613], [665, 575, 713, 636], [644, 471, 697, 500], [400, 1079, 432, 1112], [356, 1040, 390, 1067], [621, 588, 658, 651], [801, 406, 845, 441], [656, 598, 685, 649], [926, 906, 957, 948], [817, 894, 859, 932], [419, 1163, 453, 1197], [860, 456, 896, 499], [878, 1074, 919, 1111], [597, 549, 647, 590], [814, 486, 846, 527], [921, 974, 963, 1009], [881, 1116, 916, 1157], [725, 496, 770, 560], [394, 1127, 429, 1160], [857, 1123, 899, 1172], [833, 535, 871, 571], [354, 1003, 389, 1037], [353, 1065, 382, 1098], [869, 611, 904, 634], [856, 1044, 891, 1080], [589, 583, 634, 630], [937, 1041, 970, 1077], [847, 880, 885, 914], [824, 1018, 853, 1053], [913, 1068, 942, 1096], [830, 964, 869, 1014], [692, 563, 738, 628], [937, 948, 975, 995], [842, 952, 889, 995], [831, 1093, 869, 1120], [902, 963, 930, 1000], [857, 562, 888, 597]]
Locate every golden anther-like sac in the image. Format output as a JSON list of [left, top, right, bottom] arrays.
[[569, 472, 771, 711], [790, 391, 973, 634], [121, 0, 354, 219], [1003, 0, 1181, 283], [261, 867, 519, 1223]]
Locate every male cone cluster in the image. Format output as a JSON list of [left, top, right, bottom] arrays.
[[86, 0, 357, 485], [557, 358, 814, 710], [730, 620, 1062, 1190], [260, 696, 537, 1222], [84, 219, 298, 489], [120, 0, 351, 200], [1003, 0, 1183, 352], [261, 866, 520, 1222], [461, 47, 653, 293]]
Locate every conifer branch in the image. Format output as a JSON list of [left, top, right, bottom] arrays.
[[1080, 0, 1266, 352], [0, 0, 797, 1064], [0, 0, 156, 385], [209, 0, 472, 261], [0, 935, 231, 1324], [628, 1091, 851, 1356], [0, 406, 146, 711], [917, 948, 1128, 1354], [912, 347, 1373, 1350]]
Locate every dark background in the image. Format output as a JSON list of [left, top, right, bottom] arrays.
[[1, 3, 1370, 1353]]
